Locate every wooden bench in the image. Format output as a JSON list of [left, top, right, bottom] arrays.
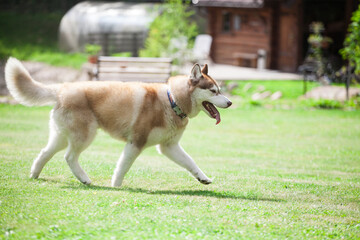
[[233, 52, 258, 68], [93, 56, 173, 82]]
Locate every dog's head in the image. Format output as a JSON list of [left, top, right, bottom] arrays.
[[189, 64, 232, 124]]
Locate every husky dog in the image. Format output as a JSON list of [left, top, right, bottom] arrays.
[[5, 58, 232, 187]]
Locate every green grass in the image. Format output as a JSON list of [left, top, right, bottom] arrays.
[[0, 12, 87, 68], [230, 80, 320, 99], [0, 103, 359, 239], [228, 80, 360, 110]]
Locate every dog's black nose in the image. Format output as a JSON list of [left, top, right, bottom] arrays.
[[227, 101, 232, 107]]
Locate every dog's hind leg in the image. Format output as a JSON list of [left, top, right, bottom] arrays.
[[64, 125, 97, 185], [159, 143, 212, 185], [64, 146, 91, 185], [63, 111, 98, 184], [30, 120, 68, 179], [111, 143, 142, 187]]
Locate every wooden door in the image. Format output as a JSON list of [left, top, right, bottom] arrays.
[[277, 13, 299, 72]]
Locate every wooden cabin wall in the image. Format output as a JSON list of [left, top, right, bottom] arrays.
[[207, 7, 273, 68], [205, 0, 354, 72], [274, 0, 302, 72]]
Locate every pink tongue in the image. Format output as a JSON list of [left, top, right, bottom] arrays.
[[207, 103, 221, 125], [203, 101, 221, 125], [215, 113, 221, 125]]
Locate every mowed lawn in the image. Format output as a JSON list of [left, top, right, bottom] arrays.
[[0, 103, 359, 239]]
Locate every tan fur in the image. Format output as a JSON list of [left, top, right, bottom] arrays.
[[132, 85, 166, 148], [52, 81, 182, 147], [5, 58, 231, 187], [169, 75, 193, 115], [5, 58, 58, 106], [199, 65, 218, 90]]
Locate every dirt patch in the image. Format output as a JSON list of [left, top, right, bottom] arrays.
[[304, 86, 360, 101]]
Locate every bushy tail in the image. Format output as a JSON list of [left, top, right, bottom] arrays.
[[5, 57, 58, 106]]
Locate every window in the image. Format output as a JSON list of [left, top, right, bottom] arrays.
[[234, 15, 241, 31], [222, 12, 232, 33]]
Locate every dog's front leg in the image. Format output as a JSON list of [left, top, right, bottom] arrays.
[[112, 143, 142, 187], [159, 143, 212, 184]]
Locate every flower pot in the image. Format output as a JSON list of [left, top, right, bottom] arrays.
[[88, 55, 98, 64]]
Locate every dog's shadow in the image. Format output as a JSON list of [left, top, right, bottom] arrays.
[[62, 184, 284, 202]]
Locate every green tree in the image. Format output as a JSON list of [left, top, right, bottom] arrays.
[[340, 4, 360, 74], [139, 0, 198, 64]]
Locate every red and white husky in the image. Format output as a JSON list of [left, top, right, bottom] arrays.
[[5, 57, 232, 187]]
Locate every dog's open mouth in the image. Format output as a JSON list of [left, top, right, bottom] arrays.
[[202, 101, 221, 125]]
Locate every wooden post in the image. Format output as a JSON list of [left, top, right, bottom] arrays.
[[346, 63, 351, 101], [303, 74, 307, 94], [133, 33, 138, 57], [103, 33, 109, 56]]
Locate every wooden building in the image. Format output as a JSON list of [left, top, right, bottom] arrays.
[[193, 0, 358, 72]]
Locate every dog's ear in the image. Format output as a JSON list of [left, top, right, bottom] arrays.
[[201, 64, 208, 75], [189, 63, 202, 86], [190, 64, 202, 80]]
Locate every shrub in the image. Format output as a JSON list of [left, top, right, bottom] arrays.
[[340, 4, 360, 74], [303, 98, 360, 110], [84, 44, 102, 56], [139, 0, 198, 65], [111, 52, 132, 57], [307, 99, 343, 109]]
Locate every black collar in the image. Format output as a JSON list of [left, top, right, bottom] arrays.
[[167, 89, 187, 119]]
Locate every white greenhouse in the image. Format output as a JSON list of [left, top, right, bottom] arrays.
[[59, 1, 160, 56]]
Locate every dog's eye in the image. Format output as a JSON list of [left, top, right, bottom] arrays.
[[210, 89, 216, 94]]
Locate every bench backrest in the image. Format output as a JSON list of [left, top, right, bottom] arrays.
[[95, 56, 172, 82]]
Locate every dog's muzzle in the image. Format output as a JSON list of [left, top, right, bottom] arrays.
[[208, 95, 232, 108], [202, 95, 232, 125]]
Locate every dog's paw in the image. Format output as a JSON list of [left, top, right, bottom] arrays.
[[111, 183, 122, 188], [111, 179, 123, 188], [81, 179, 92, 185], [29, 173, 39, 179], [197, 177, 212, 185]]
